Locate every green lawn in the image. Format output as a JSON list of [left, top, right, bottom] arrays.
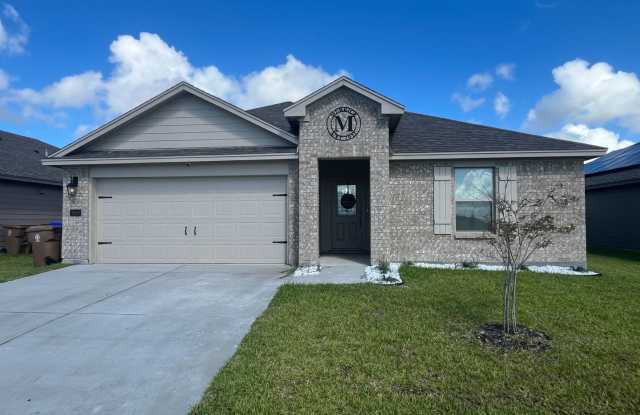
[[192, 250, 640, 414], [0, 254, 69, 283]]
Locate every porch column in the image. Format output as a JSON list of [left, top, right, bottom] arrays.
[[369, 152, 389, 265], [298, 155, 320, 265]]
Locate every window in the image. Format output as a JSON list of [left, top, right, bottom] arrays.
[[337, 184, 357, 216], [454, 167, 494, 232]]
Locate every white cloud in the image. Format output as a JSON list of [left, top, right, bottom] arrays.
[[73, 124, 93, 138], [15, 71, 104, 108], [6, 32, 346, 122], [238, 55, 348, 108], [0, 4, 29, 54], [548, 123, 634, 152], [452, 93, 485, 112], [494, 91, 510, 117], [496, 63, 515, 80], [526, 59, 640, 133], [0, 69, 9, 90], [467, 72, 493, 91]]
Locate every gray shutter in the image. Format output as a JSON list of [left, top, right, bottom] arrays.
[[433, 166, 452, 234], [498, 165, 518, 203]]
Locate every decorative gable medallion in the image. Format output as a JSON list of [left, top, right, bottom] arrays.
[[326, 107, 361, 141]]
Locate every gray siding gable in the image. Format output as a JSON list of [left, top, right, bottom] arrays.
[[85, 93, 295, 152]]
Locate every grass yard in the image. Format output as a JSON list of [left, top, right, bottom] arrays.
[[192, 250, 640, 414], [0, 254, 69, 283]]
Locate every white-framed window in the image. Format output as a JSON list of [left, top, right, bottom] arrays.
[[454, 167, 495, 232]]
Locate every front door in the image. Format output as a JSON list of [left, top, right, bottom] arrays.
[[320, 177, 370, 253]]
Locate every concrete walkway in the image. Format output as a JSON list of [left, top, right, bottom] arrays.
[[0, 263, 287, 415], [283, 254, 370, 285]]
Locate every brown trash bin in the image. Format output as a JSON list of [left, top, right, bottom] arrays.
[[4, 225, 29, 255], [26, 225, 61, 244], [26, 225, 62, 266], [32, 241, 61, 266]]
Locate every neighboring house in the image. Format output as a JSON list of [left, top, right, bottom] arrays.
[[42, 77, 605, 267], [0, 130, 63, 251], [584, 143, 640, 251]]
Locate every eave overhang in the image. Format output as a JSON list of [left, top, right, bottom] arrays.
[[390, 149, 607, 160], [284, 76, 405, 118]]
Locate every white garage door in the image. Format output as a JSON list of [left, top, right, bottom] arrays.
[[95, 176, 287, 263]]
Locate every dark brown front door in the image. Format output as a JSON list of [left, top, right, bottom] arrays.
[[320, 177, 370, 253]]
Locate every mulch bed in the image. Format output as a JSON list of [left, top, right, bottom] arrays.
[[477, 323, 552, 353]]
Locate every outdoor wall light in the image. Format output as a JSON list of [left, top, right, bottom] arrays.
[[66, 176, 79, 198]]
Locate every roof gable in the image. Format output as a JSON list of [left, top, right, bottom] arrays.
[[283, 76, 404, 118], [51, 82, 298, 158]]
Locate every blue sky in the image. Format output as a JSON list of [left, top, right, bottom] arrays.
[[0, 0, 639, 151]]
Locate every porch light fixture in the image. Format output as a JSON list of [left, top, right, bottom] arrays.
[[66, 176, 79, 198]]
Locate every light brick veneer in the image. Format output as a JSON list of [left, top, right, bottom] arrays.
[[61, 167, 91, 263]]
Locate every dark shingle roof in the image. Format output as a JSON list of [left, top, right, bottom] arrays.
[[584, 142, 640, 175], [246, 102, 294, 134], [247, 103, 605, 154], [0, 130, 62, 185], [391, 112, 606, 154], [66, 146, 297, 159]]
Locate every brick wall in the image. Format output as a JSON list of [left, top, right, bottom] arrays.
[[386, 158, 587, 267], [297, 87, 389, 265]]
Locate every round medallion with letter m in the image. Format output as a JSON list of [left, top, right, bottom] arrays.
[[326, 107, 361, 141]]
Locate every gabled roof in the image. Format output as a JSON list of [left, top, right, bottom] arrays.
[[584, 142, 640, 175], [247, 104, 607, 159], [283, 76, 405, 118], [50, 82, 299, 158], [0, 130, 62, 185], [389, 112, 606, 158]]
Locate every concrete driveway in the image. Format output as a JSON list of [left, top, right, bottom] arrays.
[[0, 263, 288, 415]]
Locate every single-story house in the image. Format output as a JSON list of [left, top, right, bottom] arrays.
[[584, 142, 640, 251], [42, 77, 605, 266], [1, 130, 63, 251]]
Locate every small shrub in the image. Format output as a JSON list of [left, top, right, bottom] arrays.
[[462, 261, 478, 269], [377, 259, 390, 275]]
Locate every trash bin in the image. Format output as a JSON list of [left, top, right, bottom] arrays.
[[4, 225, 29, 255], [31, 241, 61, 266], [26, 224, 61, 244], [26, 225, 62, 266]]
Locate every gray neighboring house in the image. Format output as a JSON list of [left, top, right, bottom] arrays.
[[42, 77, 605, 267], [0, 130, 62, 250], [584, 143, 640, 251]]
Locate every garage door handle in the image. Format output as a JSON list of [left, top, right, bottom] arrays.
[[184, 226, 187, 236], [193, 225, 197, 236]]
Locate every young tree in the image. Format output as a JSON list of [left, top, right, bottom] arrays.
[[487, 182, 578, 334]]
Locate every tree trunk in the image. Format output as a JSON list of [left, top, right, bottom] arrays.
[[511, 270, 518, 333], [503, 272, 511, 333], [502, 268, 519, 334]]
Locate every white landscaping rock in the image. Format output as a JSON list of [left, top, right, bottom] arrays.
[[526, 265, 599, 276], [363, 263, 403, 285], [414, 262, 461, 270], [411, 262, 598, 276], [293, 264, 321, 277]]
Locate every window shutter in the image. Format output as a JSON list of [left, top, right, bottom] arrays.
[[498, 165, 518, 204], [433, 166, 452, 234]]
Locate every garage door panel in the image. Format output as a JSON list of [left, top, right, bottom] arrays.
[[96, 176, 286, 263]]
